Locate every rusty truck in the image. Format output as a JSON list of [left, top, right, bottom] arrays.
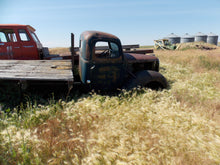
[[0, 24, 167, 91]]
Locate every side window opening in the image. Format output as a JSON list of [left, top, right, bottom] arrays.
[[0, 32, 7, 42], [95, 41, 108, 58], [95, 41, 120, 58], [7, 33, 17, 42], [0, 29, 17, 42], [18, 29, 30, 41], [30, 31, 40, 43]]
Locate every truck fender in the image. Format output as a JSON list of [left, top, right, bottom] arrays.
[[124, 70, 167, 90]]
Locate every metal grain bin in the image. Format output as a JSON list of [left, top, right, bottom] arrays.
[[207, 32, 218, 45], [181, 33, 195, 43], [195, 32, 207, 42], [165, 33, 180, 44]]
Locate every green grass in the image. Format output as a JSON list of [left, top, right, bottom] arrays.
[[0, 48, 220, 164]]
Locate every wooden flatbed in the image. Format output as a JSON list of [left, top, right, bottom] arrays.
[[0, 60, 73, 82]]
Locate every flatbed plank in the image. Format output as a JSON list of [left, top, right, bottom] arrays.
[[0, 60, 73, 81]]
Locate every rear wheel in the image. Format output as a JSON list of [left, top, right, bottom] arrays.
[[124, 70, 167, 90]]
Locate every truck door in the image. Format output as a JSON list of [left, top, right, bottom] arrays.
[[18, 29, 39, 59], [90, 41, 125, 90], [0, 29, 21, 59]]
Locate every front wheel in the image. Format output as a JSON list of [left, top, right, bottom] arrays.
[[124, 70, 167, 90]]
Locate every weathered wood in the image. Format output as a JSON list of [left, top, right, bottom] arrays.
[[71, 33, 75, 76], [0, 60, 73, 81], [124, 49, 154, 54], [73, 44, 140, 52], [94, 44, 140, 51]]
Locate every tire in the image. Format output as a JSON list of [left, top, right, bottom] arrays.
[[124, 70, 167, 90]]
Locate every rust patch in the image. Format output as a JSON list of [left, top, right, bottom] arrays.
[[125, 53, 158, 63]]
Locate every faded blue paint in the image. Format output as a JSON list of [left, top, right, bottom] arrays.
[[79, 31, 125, 90]]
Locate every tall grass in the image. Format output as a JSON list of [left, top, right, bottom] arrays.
[[49, 47, 70, 55], [0, 48, 220, 164]]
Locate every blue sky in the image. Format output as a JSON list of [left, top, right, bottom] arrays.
[[1, 0, 220, 47]]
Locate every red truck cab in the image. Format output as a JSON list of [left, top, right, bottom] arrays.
[[0, 24, 43, 60]]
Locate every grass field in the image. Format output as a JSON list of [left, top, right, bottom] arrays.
[[0, 47, 220, 164]]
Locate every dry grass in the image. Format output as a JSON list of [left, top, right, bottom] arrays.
[[156, 48, 220, 116], [49, 47, 70, 55], [176, 42, 217, 50], [0, 48, 220, 164]]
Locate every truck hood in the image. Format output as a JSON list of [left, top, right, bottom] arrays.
[[124, 53, 159, 63]]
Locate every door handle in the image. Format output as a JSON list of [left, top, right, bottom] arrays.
[[23, 45, 34, 48], [14, 47, 20, 48], [0, 43, 4, 46], [90, 65, 95, 70]]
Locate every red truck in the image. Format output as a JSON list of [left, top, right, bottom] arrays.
[[0, 24, 44, 60]]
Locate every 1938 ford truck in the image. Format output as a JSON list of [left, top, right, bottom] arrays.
[[78, 31, 167, 90]]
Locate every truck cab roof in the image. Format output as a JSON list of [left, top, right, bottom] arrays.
[[0, 24, 36, 32], [80, 31, 123, 60], [80, 31, 119, 41]]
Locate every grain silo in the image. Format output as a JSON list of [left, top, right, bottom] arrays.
[[195, 32, 207, 42], [165, 33, 180, 44], [207, 32, 218, 45], [181, 33, 195, 43]]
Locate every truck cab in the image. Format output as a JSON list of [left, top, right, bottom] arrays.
[[0, 24, 43, 60], [79, 31, 126, 90], [78, 31, 167, 90]]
